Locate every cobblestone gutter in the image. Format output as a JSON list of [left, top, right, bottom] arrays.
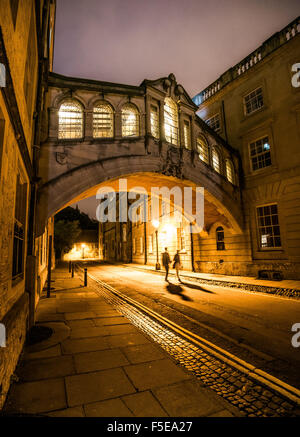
[[87, 273, 300, 418]]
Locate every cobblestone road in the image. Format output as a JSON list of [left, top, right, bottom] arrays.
[[87, 272, 300, 417]]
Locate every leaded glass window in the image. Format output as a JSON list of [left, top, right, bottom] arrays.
[[93, 103, 113, 138], [197, 137, 209, 164], [122, 104, 139, 137], [212, 148, 221, 174], [226, 159, 235, 184], [206, 113, 221, 133], [58, 100, 83, 139], [164, 98, 178, 145], [150, 105, 159, 139], [183, 120, 191, 149]]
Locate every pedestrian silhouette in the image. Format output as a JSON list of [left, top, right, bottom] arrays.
[[173, 250, 182, 282], [162, 247, 171, 281]]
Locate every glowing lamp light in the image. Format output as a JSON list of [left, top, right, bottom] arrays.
[[152, 219, 160, 229]]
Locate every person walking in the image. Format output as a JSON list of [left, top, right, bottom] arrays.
[[173, 250, 182, 282], [162, 247, 171, 282]]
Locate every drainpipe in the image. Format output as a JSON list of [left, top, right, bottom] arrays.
[[190, 223, 196, 272], [221, 100, 228, 143]]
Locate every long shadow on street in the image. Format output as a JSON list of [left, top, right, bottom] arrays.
[[166, 282, 193, 301]]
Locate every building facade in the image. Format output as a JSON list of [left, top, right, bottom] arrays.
[[194, 17, 300, 279], [0, 0, 56, 408]]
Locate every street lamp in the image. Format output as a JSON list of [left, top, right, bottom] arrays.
[[152, 220, 161, 270]]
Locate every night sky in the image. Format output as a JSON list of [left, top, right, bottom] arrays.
[[54, 0, 299, 218]]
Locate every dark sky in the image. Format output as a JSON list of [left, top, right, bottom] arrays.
[[54, 0, 299, 97], [54, 0, 299, 218]]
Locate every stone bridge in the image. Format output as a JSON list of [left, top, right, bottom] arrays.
[[37, 72, 244, 236]]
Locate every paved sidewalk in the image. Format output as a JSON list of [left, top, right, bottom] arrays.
[[123, 263, 300, 298], [2, 264, 240, 417]]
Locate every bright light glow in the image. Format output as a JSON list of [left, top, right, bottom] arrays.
[[81, 243, 86, 248], [152, 219, 159, 229]]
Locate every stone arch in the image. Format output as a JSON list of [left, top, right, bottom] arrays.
[[52, 92, 87, 110], [36, 152, 244, 238], [87, 96, 116, 112]]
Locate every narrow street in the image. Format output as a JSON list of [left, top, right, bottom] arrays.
[[83, 262, 300, 388]]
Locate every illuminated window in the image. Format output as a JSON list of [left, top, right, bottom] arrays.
[[58, 100, 83, 139], [216, 227, 225, 250], [212, 148, 221, 174], [133, 238, 136, 254], [226, 159, 235, 184], [122, 104, 139, 137], [197, 137, 209, 164], [178, 227, 186, 251], [244, 87, 263, 115], [183, 120, 191, 149], [250, 136, 271, 171], [150, 105, 159, 139], [257, 204, 281, 249], [206, 114, 221, 133], [93, 103, 113, 138], [164, 97, 178, 145]]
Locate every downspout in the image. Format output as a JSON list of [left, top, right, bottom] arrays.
[[190, 223, 196, 272]]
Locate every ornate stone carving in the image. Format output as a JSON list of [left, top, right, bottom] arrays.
[[56, 152, 67, 165], [161, 146, 183, 179]]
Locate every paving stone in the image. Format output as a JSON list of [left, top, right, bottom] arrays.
[[108, 333, 151, 348], [65, 368, 136, 407], [47, 406, 85, 417], [121, 343, 166, 364], [122, 391, 168, 417], [153, 380, 226, 417], [84, 398, 133, 417], [124, 358, 191, 391], [208, 409, 235, 417], [64, 311, 97, 321], [61, 337, 110, 354], [66, 319, 95, 329], [94, 310, 123, 318], [70, 326, 110, 339], [36, 312, 65, 323], [93, 317, 132, 326], [4, 378, 67, 414], [105, 324, 140, 336], [24, 344, 62, 361], [56, 303, 90, 313], [74, 348, 129, 373], [17, 355, 75, 381]]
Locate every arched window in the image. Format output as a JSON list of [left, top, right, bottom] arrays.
[[58, 100, 83, 139], [197, 137, 209, 164], [122, 104, 139, 137], [212, 147, 221, 174], [216, 226, 225, 250], [226, 159, 235, 184], [164, 97, 178, 145], [93, 103, 113, 138]]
